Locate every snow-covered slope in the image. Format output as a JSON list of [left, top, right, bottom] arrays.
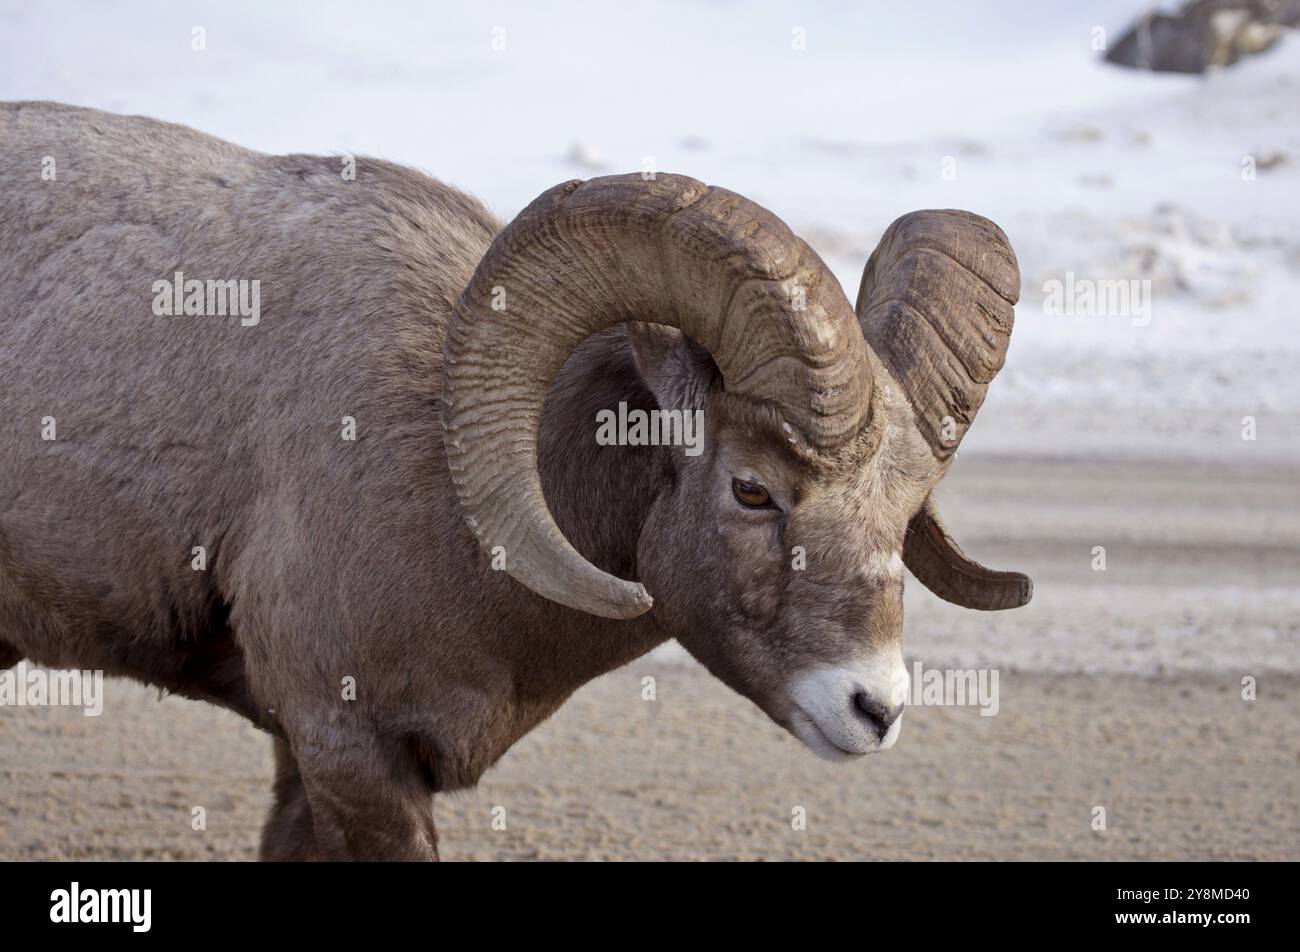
[[3, 0, 1297, 462]]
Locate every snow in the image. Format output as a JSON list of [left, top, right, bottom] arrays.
[[3, 0, 1298, 463]]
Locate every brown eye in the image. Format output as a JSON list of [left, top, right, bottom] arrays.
[[732, 478, 772, 509]]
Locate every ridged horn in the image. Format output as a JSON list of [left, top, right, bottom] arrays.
[[444, 173, 872, 619], [855, 209, 1018, 461], [857, 210, 1031, 611], [904, 497, 1033, 611]]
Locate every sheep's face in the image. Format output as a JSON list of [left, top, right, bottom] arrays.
[[630, 328, 940, 759]]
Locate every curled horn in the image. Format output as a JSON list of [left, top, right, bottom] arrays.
[[444, 173, 872, 619], [904, 497, 1033, 611], [857, 210, 1031, 610]]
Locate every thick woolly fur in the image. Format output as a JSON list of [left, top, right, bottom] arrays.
[[3, 103, 962, 859]]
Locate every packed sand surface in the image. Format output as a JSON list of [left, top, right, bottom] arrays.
[[3, 456, 1296, 861], [3, 668, 1296, 861]]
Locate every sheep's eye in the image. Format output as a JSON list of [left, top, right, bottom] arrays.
[[732, 478, 772, 509]]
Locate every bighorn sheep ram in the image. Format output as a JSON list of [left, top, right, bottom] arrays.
[[0, 102, 1031, 860]]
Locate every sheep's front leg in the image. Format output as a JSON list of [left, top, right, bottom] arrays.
[[259, 738, 322, 861], [290, 735, 439, 861]]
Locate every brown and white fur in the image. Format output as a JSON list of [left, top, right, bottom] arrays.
[[0, 103, 1018, 860]]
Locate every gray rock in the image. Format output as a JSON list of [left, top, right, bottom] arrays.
[[1105, 0, 1298, 73]]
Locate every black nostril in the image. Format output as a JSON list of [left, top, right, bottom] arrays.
[[853, 692, 904, 740]]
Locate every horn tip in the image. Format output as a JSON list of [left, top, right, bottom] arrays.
[[604, 582, 654, 620]]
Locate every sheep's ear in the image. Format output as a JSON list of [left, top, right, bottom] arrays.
[[624, 323, 720, 412]]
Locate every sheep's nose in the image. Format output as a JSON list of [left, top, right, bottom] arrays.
[[853, 691, 905, 740]]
